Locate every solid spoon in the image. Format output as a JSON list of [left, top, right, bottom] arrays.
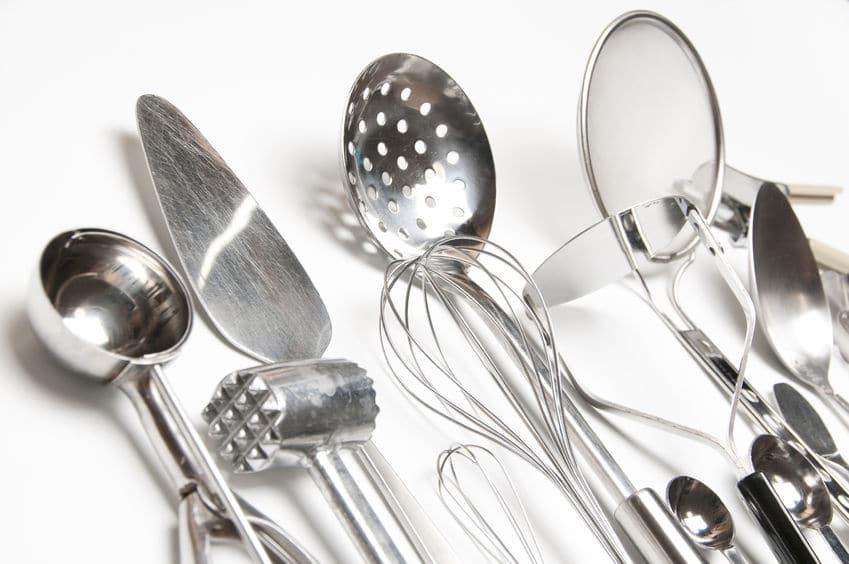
[[667, 476, 750, 563], [752, 434, 849, 562], [342, 51, 707, 564], [749, 184, 849, 417], [27, 228, 287, 564]]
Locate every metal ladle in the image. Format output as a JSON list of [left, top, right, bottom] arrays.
[[667, 476, 749, 563], [752, 434, 849, 562], [342, 52, 707, 564], [27, 228, 312, 564]]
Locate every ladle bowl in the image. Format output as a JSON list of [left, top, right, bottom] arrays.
[[29, 228, 191, 382]]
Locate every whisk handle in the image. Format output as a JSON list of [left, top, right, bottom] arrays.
[[737, 472, 818, 564], [613, 488, 708, 564]]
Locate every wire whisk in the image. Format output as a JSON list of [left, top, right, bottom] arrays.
[[438, 444, 544, 564], [379, 235, 627, 562]]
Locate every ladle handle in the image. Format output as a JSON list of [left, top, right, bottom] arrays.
[[119, 365, 272, 564], [737, 472, 818, 564]]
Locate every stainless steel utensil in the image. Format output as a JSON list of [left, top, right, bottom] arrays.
[[27, 228, 309, 564], [534, 196, 818, 563], [343, 52, 706, 564], [752, 434, 849, 562], [750, 184, 849, 417], [203, 360, 427, 563], [581, 10, 840, 262], [136, 94, 331, 364], [667, 476, 750, 563], [536, 7, 849, 528], [774, 383, 849, 475], [379, 234, 708, 563], [137, 94, 452, 563], [437, 444, 544, 564]]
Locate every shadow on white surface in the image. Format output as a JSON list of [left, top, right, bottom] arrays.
[[295, 151, 391, 274], [6, 308, 180, 559]]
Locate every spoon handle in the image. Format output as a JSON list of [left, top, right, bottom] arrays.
[[737, 472, 819, 564], [119, 365, 273, 564], [820, 526, 849, 563], [720, 545, 750, 564]]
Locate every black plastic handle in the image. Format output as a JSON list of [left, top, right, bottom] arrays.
[[737, 472, 819, 564]]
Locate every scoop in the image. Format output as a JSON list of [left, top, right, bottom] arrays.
[[343, 52, 709, 564], [752, 434, 849, 562], [667, 476, 749, 563], [27, 228, 306, 564], [749, 184, 849, 417]]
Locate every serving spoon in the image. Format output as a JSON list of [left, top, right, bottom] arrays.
[[749, 183, 849, 418]]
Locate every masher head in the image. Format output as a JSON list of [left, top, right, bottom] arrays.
[[203, 359, 379, 472], [29, 228, 192, 383], [341, 53, 495, 260]]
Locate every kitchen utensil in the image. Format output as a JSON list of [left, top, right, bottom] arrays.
[[136, 94, 331, 363], [581, 10, 840, 262], [344, 52, 706, 563], [667, 476, 750, 563], [137, 94, 452, 563], [437, 444, 544, 564], [203, 359, 428, 563], [534, 195, 818, 563], [752, 434, 849, 562], [27, 228, 312, 564], [536, 8, 849, 526], [750, 184, 849, 417], [380, 233, 706, 563], [774, 383, 849, 475]]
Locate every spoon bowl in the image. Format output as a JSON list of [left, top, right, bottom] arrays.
[[29, 228, 191, 382], [751, 434, 832, 528], [667, 476, 735, 551], [341, 52, 495, 260], [750, 185, 840, 406]]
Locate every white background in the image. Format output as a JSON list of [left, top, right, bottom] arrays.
[[2, 0, 849, 562]]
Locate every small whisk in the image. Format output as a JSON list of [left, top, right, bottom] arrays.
[[379, 234, 626, 562], [437, 444, 544, 564]]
